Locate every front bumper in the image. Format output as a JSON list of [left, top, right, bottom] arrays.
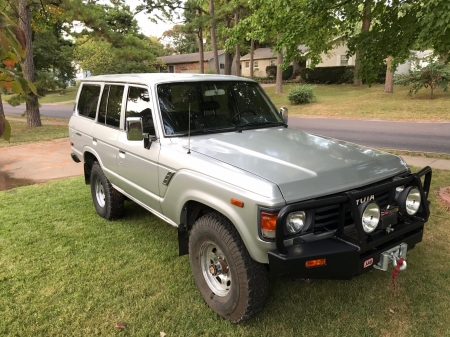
[[268, 166, 432, 280], [268, 225, 423, 279]]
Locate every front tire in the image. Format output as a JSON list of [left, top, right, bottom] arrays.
[[90, 162, 124, 220], [189, 213, 269, 323]]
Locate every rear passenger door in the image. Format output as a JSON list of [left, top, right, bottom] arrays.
[[70, 83, 101, 156], [91, 84, 125, 185], [115, 85, 162, 214]]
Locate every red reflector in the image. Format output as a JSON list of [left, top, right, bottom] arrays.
[[305, 259, 327, 268], [230, 198, 244, 208], [70, 142, 74, 146]]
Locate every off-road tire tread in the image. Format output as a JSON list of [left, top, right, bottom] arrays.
[[90, 162, 124, 220], [189, 212, 269, 323]]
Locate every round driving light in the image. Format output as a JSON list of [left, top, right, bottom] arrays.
[[286, 211, 306, 234], [361, 202, 380, 233], [405, 187, 421, 215]]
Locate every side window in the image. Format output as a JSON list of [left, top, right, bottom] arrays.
[[105, 85, 124, 128], [125, 86, 155, 135], [96, 84, 124, 128], [77, 84, 100, 119], [98, 85, 109, 124]]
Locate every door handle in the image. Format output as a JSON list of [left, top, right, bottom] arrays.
[[75, 132, 81, 136], [119, 150, 126, 158]]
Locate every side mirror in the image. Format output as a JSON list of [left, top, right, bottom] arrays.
[[126, 117, 144, 141], [279, 106, 288, 124]]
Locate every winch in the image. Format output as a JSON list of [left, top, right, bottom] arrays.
[[373, 243, 408, 271]]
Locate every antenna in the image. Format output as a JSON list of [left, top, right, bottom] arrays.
[[187, 103, 191, 154]]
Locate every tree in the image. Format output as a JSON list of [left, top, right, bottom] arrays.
[[18, 0, 41, 127], [162, 25, 198, 54], [395, 55, 450, 99], [0, 10, 36, 141]]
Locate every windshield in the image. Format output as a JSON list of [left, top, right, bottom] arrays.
[[157, 81, 283, 136]]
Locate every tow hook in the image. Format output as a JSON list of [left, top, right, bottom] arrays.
[[373, 243, 408, 271]]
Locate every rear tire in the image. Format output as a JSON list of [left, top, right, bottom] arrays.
[[189, 213, 269, 323], [90, 162, 124, 220]]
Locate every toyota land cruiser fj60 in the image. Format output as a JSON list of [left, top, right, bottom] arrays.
[[69, 73, 432, 322]]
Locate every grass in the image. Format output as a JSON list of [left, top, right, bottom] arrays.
[[380, 149, 450, 161], [2, 86, 77, 105], [265, 84, 450, 121], [0, 120, 68, 148], [1, 169, 449, 336]]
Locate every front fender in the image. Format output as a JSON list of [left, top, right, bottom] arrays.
[[160, 169, 285, 263]]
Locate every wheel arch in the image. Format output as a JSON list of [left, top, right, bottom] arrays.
[[83, 149, 101, 185]]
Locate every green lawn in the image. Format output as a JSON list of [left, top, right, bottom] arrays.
[[2, 86, 77, 105], [0, 120, 68, 148], [265, 84, 450, 121], [1, 169, 449, 336]]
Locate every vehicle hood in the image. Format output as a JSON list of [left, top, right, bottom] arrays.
[[183, 127, 408, 203]]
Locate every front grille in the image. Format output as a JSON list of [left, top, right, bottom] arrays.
[[313, 189, 391, 235]]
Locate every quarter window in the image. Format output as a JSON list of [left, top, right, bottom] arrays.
[[77, 84, 100, 119]]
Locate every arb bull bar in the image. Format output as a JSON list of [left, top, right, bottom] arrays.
[[268, 166, 432, 280]]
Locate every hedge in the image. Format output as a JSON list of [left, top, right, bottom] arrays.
[[300, 65, 387, 84]]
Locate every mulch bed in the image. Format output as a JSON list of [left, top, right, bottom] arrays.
[[439, 186, 450, 208]]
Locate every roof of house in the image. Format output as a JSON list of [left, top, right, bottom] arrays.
[[158, 50, 224, 65], [241, 46, 308, 61]]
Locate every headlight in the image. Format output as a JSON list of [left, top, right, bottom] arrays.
[[405, 187, 421, 215], [286, 211, 306, 234], [396, 186, 421, 216], [360, 202, 380, 233]]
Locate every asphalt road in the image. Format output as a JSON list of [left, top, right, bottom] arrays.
[[5, 104, 450, 154]]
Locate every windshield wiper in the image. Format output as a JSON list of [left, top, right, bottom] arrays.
[[237, 121, 285, 129], [177, 127, 236, 136]]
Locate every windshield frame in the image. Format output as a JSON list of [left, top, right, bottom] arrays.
[[155, 80, 283, 138]]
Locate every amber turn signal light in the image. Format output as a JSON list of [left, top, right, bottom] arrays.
[[230, 198, 244, 208], [305, 258, 327, 268], [260, 211, 278, 239]]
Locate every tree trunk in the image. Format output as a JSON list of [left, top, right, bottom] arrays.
[[384, 56, 394, 93], [197, 9, 204, 74], [18, 0, 41, 127], [234, 11, 241, 77], [0, 94, 5, 119], [353, 0, 372, 87], [250, 40, 254, 79], [276, 52, 283, 94], [224, 0, 232, 75], [210, 0, 220, 74]]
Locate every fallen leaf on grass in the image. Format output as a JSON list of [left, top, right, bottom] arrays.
[[160, 332, 166, 337], [389, 309, 395, 314], [115, 323, 126, 329]]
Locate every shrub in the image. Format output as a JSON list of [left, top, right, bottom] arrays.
[[395, 55, 450, 98], [300, 66, 353, 84], [282, 65, 294, 80], [288, 86, 316, 104], [266, 65, 277, 77]]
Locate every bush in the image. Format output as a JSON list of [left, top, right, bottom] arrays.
[[288, 86, 316, 104], [266, 65, 277, 78], [300, 66, 353, 84], [282, 65, 294, 80]]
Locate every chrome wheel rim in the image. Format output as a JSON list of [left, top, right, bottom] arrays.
[[94, 176, 105, 208], [200, 241, 231, 297]]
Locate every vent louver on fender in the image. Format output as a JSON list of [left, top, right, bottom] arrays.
[[162, 172, 175, 185]]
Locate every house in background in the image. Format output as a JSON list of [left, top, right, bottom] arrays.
[[308, 37, 432, 75], [157, 50, 231, 74], [241, 47, 308, 78]]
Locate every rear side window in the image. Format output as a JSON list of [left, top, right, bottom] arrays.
[[97, 84, 125, 129], [77, 84, 101, 119]]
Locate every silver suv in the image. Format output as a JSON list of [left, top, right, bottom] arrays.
[[69, 73, 432, 322]]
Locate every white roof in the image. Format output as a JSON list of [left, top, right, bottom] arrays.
[[80, 73, 252, 85]]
